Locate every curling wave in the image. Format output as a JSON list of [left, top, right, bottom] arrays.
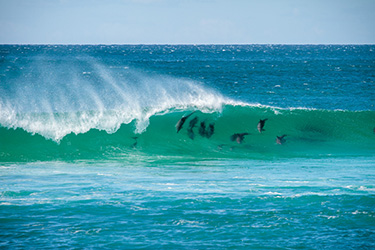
[[1, 57, 374, 162], [1, 103, 374, 162]]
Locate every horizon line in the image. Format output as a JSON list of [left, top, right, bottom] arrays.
[[1, 43, 375, 46]]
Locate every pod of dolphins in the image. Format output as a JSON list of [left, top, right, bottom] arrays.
[[175, 112, 287, 145], [131, 112, 375, 148]]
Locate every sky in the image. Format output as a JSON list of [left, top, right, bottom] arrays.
[[0, 0, 374, 44]]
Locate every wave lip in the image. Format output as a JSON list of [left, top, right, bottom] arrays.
[[1, 102, 374, 162], [0, 62, 226, 141]]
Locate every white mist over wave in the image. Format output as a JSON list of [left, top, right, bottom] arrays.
[[0, 58, 226, 141]]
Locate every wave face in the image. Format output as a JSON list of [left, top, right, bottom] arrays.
[[1, 45, 374, 162], [1, 104, 374, 162]]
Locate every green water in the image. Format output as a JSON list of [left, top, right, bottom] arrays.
[[1, 105, 374, 162], [1, 45, 374, 249]]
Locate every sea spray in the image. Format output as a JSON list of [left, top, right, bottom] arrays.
[[0, 57, 225, 141], [1, 45, 375, 249]]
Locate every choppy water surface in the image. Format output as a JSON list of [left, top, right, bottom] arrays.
[[1, 45, 374, 249]]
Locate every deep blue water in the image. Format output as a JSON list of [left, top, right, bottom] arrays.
[[0, 45, 374, 249]]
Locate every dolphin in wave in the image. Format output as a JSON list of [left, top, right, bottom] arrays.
[[131, 137, 138, 148], [276, 135, 287, 145], [206, 123, 215, 138], [187, 116, 199, 139], [199, 122, 206, 137], [199, 121, 215, 138], [230, 133, 249, 144], [257, 119, 268, 133], [176, 111, 195, 133]]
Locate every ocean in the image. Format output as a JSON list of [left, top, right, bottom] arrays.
[[0, 45, 374, 249]]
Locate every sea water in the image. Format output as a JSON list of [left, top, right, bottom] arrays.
[[0, 45, 374, 249]]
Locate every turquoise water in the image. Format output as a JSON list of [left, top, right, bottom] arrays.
[[1, 159, 375, 249], [1, 45, 375, 249]]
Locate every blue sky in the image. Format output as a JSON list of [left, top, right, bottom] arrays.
[[1, 0, 374, 44]]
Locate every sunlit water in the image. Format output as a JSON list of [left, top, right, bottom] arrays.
[[1, 45, 374, 249]]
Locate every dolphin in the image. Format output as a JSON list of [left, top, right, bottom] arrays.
[[206, 123, 215, 138], [230, 133, 249, 144], [199, 122, 206, 137], [131, 137, 138, 148], [276, 135, 287, 145], [188, 116, 198, 129], [187, 116, 198, 140], [176, 111, 195, 133], [257, 119, 268, 133], [187, 128, 195, 140], [199, 121, 215, 138]]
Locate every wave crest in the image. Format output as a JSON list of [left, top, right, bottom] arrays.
[[0, 60, 225, 141]]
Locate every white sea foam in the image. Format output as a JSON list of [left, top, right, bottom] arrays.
[[0, 57, 354, 142], [0, 60, 226, 142]]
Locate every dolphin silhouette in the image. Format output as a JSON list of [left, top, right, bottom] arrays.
[[187, 128, 195, 140], [176, 111, 195, 133], [131, 137, 138, 148], [187, 116, 198, 140], [257, 119, 268, 133], [230, 133, 249, 144], [199, 122, 206, 137], [188, 116, 198, 129], [206, 123, 215, 138], [276, 135, 287, 145], [198, 121, 215, 138]]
